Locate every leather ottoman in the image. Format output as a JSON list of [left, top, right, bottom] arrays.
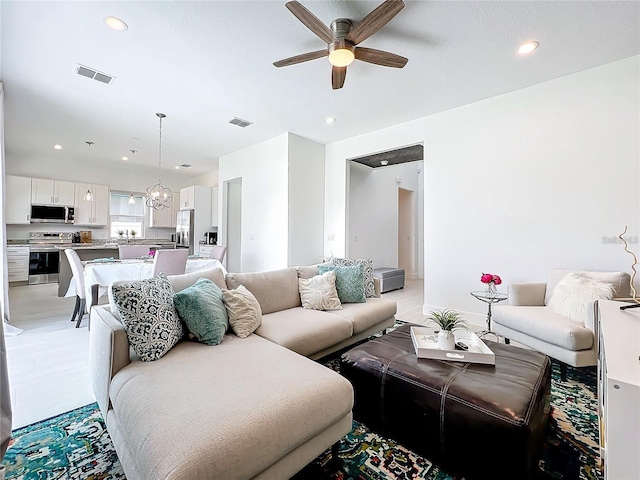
[[340, 325, 551, 480]]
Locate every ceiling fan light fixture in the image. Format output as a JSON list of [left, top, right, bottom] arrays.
[[517, 40, 539, 56], [328, 47, 355, 67]]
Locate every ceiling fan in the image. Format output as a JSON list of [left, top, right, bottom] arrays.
[[273, 0, 408, 90]]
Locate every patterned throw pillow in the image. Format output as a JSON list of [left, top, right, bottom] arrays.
[[298, 270, 342, 311], [173, 278, 228, 346], [111, 274, 184, 362], [318, 265, 366, 304], [222, 285, 262, 338], [332, 258, 375, 298]]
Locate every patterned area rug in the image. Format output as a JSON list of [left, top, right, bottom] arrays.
[[2, 336, 601, 480]]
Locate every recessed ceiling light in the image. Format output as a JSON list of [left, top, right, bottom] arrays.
[[517, 40, 539, 56], [175, 166, 180, 169], [380, 160, 389, 166], [105, 16, 128, 32], [122, 156, 128, 161], [53, 144, 63, 150], [325, 117, 336, 124]]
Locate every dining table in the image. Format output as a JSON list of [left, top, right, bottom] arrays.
[[66, 257, 226, 308]]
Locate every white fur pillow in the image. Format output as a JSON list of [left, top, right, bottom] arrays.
[[548, 273, 614, 324]]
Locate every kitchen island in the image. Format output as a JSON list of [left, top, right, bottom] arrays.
[[57, 242, 175, 297]]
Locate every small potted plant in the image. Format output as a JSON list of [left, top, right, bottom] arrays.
[[427, 309, 469, 350], [116, 230, 125, 239], [130, 230, 137, 239]]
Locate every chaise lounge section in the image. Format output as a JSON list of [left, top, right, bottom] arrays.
[[90, 265, 397, 480]]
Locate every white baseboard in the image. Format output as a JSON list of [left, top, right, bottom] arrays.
[[405, 272, 419, 280]]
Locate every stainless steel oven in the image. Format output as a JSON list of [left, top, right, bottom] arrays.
[[28, 247, 60, 285], [28, 232, 72, 285]]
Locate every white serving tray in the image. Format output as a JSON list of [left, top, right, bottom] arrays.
[[410, 326, 496, 365]]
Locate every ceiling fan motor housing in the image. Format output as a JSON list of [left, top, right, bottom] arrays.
[[330, 18, 353, 40]]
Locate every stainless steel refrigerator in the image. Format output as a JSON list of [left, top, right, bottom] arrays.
[[176, 209, 195, 254]]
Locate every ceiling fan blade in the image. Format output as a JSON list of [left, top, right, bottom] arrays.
[[355, 47, 408, 68], [286, 1, 337, 44], [332, 66, 346, 90], [346, 0, 405, 45], [273, 49, 328, 67]]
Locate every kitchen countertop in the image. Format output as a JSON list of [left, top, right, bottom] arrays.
[[7, 240, 176, 248]]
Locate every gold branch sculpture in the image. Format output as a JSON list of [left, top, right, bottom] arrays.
[[618, 225, 639, 303]]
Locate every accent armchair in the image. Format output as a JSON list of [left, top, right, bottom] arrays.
[[492, 269, 631, 380]]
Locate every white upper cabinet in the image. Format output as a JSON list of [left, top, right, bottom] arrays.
[[31, 178, 75, 205], [179, 186, 196, 210], [5, 175, 32, 224], [75, 183, 109, 225]]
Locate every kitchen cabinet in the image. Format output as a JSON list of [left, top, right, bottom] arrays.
[[211, 187, 218, 227], [179, 185, 212, 211], [32, 178, 75, 206], [74, 183, 109, 225], [149, 192, 180, 228], [5, 175, 32, 224], [7, 246, 29, 283], [179, 186, 196, 210]]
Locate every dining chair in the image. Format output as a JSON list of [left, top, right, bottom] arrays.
[[118, 245, 151, 259], [151, 249, 189, 276], [65, 249, 87, 328], [210, 246, 227, 262]]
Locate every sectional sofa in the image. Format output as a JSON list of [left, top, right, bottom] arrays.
[[89, 266, 397, 480]]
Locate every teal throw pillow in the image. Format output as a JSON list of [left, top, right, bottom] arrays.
[[317, 265, 366, 303], [173, 278, 228, 346]]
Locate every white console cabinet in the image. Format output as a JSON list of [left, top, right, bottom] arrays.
[[596, 300, 640, 480]]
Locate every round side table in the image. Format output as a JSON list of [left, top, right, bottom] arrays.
[[470, 290, 508, 333]]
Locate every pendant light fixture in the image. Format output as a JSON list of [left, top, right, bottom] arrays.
[[128, 149, 136, 205], [84, 141, 94, 201], [146, 113, 172, 210]]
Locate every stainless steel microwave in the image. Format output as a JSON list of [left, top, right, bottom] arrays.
[[30, 205, 75, 224]]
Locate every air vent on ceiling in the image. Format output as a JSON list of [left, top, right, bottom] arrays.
[[75, 64, 116, 85], [180, 164, 192, 168], [229, 117, 253, 128]]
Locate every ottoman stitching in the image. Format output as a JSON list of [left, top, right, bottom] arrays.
[[377, 368, 532, 426], [523, 356, 550, 423], [380, 352, 408, 430], [440, 364, 469, 455]]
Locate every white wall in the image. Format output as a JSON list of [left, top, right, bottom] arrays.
[[348, 160, 424, 273], [288, 133, 325, 266], [326, 56, 640, 323], [218, 133, 289, 272]]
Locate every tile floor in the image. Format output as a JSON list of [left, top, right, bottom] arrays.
[[4, 279, 426, 429], [5, 284, 93, 428]]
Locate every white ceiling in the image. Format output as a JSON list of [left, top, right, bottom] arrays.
[[1, 1, 638, 177]]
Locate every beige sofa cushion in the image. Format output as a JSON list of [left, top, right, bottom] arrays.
[[545, 268, 630, 305], [222, 285, 262, 338], [108, 334, 354, 480], [329, 298, 397, 335], [167, 267, 227, 292], [225, 268, 301, 314], [492, 305, 593, 351], [255, 307, 353, 357]]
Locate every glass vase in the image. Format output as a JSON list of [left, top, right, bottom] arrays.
[[485, 282, 497, 298]]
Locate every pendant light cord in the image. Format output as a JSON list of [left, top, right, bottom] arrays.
[[157, 113, 166, 183]]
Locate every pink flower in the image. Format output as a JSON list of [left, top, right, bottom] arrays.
[[493, 275, 502, 285], [480, 273, 494, 284]]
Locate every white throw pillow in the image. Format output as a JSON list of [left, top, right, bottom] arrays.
[[548, 273, 614, 324], [222, 285, 262, 338], [298, 270, 342, 311]]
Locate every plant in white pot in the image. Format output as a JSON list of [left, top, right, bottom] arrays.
[[427, 309, 469, 350]]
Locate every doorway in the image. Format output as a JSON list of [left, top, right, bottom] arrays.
[[398, 187, 416, 277], [224, 178, 242, 272]]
